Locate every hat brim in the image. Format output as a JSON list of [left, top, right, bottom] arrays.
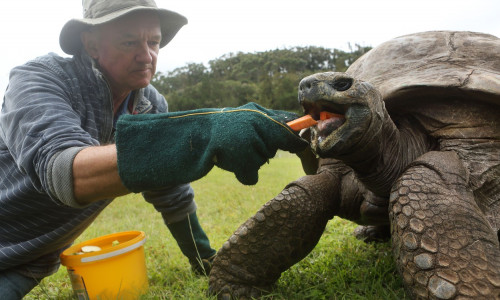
[[59, 6, 187, 55]]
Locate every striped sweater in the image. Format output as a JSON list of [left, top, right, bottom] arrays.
[[0, 52, 195, 278]]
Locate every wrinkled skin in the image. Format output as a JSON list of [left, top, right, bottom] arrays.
[[209, 70, 500, 299], [209, 31, 500, 299]]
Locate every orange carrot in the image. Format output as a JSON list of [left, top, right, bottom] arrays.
[[320, 111, 344, 120], [286, 115, 318, 131]]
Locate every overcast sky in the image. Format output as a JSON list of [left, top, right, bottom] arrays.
[[1, 0, 500, 102]]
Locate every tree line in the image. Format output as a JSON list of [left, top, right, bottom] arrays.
[[152, 44, 371, 112]]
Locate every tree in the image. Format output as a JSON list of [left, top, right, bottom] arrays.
[[152, 45, 371, 111]]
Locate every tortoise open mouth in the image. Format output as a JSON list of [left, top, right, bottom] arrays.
[[317, 114, 346, 138], [303, 101, 347, 138]]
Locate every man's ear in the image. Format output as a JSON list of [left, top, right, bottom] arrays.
[[81, 30, 99, 59]]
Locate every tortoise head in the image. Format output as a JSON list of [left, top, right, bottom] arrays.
[[298, 72, 384, 158]]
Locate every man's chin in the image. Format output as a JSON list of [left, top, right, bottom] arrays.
[[131, 78, 152, 89], [131, 70, 153, 85]]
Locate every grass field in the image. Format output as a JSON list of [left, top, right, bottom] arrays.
[[26, 152, 407, 299]]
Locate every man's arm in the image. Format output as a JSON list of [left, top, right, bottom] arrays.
[[73, 144, 130, 205]]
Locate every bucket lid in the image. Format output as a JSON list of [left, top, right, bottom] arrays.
[[60, 231, 146, 266]]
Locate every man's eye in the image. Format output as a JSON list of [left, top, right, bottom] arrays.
[[124, 41, 137, 47], [149, 41, 160, 47]]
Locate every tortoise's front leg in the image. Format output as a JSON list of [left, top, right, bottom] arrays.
[[208, 166, 339, 299], [390, 151, 500, 299]]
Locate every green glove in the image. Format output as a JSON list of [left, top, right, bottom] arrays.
[[115, 102, 307, 192]]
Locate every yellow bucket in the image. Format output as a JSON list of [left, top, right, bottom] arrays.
[[60, 231, 148, 300]]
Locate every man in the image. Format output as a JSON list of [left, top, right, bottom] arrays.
[[0, 0, 307, 298]]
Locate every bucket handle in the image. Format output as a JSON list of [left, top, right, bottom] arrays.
[[81, 238, 146, 263]]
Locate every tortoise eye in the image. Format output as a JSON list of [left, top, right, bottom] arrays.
[[331, 78, 353, 91]]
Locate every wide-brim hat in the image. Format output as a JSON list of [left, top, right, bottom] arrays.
[[60, 0, 187, 55]]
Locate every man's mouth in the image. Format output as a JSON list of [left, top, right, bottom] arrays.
[[133, 68, 150, 73], [132, 65, 153, 73]]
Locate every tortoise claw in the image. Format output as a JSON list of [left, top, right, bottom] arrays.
[[208, 281, 269, 300], [353, 225, 391, 243]]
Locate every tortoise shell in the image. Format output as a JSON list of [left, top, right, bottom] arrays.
[[345, 31, 500, 108]]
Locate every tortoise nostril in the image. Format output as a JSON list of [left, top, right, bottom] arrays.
[[299, 77, 317, 92], [331, 78, 353, 91], [300, 82, 310, 91]]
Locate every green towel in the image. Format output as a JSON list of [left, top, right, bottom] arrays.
[[115, 102, 307, 192]]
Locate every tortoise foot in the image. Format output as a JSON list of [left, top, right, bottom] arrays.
[[208, 278, 270, 300], [354, 225, 391, 242]]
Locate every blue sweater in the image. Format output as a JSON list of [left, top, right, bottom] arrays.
[[0, 52, 195, 278]]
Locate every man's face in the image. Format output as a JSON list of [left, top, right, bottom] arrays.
[[87, 11, 161, 95]]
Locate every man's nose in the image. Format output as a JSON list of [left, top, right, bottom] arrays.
[[136, 43, 154, 63]]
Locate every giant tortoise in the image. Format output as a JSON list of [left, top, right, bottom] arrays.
[[208, 31, 500, 299]]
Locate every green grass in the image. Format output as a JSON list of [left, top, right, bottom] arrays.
[[25, 152, 407, 299]]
